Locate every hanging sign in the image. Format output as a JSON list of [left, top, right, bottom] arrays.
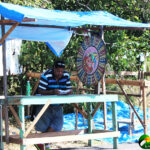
[[76, 35, 107, 85]]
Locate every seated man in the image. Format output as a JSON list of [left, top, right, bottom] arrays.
[[34, 60, 72, 150]]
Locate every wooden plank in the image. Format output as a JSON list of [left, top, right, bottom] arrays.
[[78, 88, 94, 92], [144, 72, 150, 76], [23, 100, 51, 137], [75, 104, 78, 130], [105, 71, 138, 76], [3, 129, 87, 144], [3, 135, 22, 144], [0, 22, 19, 44], [104, 91, 141, 97], [27, 129, 87, 138], [72, 103, 87, 119], [9, 105, 22, 128], [3, 130, 120, 145], [31, 79, 40, 95], [0, 104, 3, 149], [112, 102, 118, 149], [0, 18, 36, 24], [2, 22, 148, 30], [142, 86, 147, 134], [23, 131, 120, 145], [70, 76, 79, 81], [26, 72, 80, 82], [87, 103, 93, 146], [105, 78, 143, 86], [144, 80, 150, 87], [116, 80, 144, 127], [19, 105, 25, 150], [7, 95, 118, 105], [1, 15, 9, 144], [26, 72, 41, 78], [102, 75, 107, 130], [92, 103, 102, 118], [92, 129, 114, 133], [22, 17, 37, 22]]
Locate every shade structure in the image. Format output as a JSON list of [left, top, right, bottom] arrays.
[[0, 2, 150, 56]]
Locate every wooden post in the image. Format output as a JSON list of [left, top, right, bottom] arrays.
[[1, 14, 9, 144], [75, 81, 80, 130], [128, 106, 132, 135], [0, 104, 3, 150], [142, 85, 147, 134], [87, 102, 93, 146], [112, 102, 118, 149], [9, 105, 22, 128], [24, 100, 51, 138], [82, 106, 85, 125], [102, 74, 107, 130], [117, 80, 144, 127], [19, 104, 25, 150], [92, 81, 101, 118]]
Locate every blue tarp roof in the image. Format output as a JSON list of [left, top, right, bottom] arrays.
[[0, 2, 150, 28], [0, 2, 150, 56]]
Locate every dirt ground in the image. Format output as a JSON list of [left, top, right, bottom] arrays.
[[4, 140, 110, 150]]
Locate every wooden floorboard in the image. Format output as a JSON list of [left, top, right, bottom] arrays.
[[3, 130, 120, 145]]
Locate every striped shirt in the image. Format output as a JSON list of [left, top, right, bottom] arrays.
[[38, 69, 72, 92]]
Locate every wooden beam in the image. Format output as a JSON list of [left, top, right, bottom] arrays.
[[0, 20, 16, 24], [4, 129, 87, 144], [28, 129, 88, 138], [70, 76, 79, 81], [4, 130, 120, 145], [142, 86, 147, 134], [26, 72, 41, 78], [144, 80, 150, 87], [22, 17, 37, 22], [116, 80, 144, 127], [9, 105, 21, 128], [23, 100, 51, 137], [144, 72, 150, 76], [3, 135, 22, 144], [104, 90, 141, 97], [23, 131, 120, 145], [0, 22, 19, 44], [105, 78, 143, 86], [105, 71, 139, 76], [92, 102, 102, 118], [26, 72, 150, 87], [72, 103, 87, 119], [0, 18, 36, 24], [31, 79, 40, 95], [5, 21, 150, 31], [1, 22, 149, 30]]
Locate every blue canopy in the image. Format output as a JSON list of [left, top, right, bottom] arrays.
[[0, 2, 150, 56]]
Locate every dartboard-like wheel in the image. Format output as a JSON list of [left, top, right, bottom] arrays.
[[76, 35, 107, 86]]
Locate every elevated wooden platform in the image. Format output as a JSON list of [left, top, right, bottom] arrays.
[[1, 94, 119, 150]]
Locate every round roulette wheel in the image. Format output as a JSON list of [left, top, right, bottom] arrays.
[[76, 35, 107, 86]]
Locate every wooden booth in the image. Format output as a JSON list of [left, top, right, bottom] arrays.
[[0, 2, 150, 150]]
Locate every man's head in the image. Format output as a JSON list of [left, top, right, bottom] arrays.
[[53, 60, 65, 80]]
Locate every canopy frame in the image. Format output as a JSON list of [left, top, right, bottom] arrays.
[[0, 18, 36, 44]]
